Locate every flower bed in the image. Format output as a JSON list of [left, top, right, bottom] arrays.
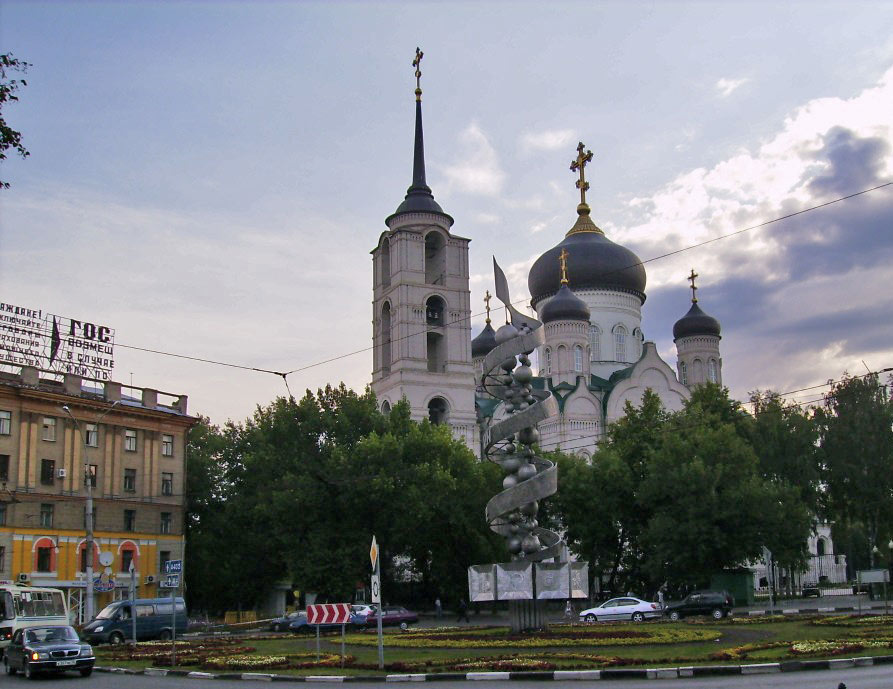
[[811, 615, 893, 628], [100, 638, 256, 667], [202, 652, 349, 671]]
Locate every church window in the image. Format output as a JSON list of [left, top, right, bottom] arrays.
[[708, 358, 718, 383], [428, 397, 449, 425], [693, 358, 704, 382], [427, 332, 445, 372], [574, 345, 584, 373], [679, 361, 688, 385], [425, 295, 445, 326], [380, 238, 391, 288], [614, 326, 627, 362], [557, 345, 568, 372], [424, 232, 446, 285], [542, 348, 552, 375], [632, 328, 643, 359], [381, 302, 392, 375], [816, 538, 826, 557], [381, 400, 391, 414], [589, 325, 600, 361]]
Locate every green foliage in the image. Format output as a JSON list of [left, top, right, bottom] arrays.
[[0, 53, 31, 189]]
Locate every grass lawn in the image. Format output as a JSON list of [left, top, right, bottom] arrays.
[[93, 616, 893, 676]]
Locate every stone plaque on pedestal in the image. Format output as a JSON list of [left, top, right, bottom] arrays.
[[570, 562, 589, 599], [535, 562, 569, 599], [496, 562, 533, 600], [468, 564, 497, 602]]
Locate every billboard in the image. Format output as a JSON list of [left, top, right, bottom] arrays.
[[0, 301, 116, 380]]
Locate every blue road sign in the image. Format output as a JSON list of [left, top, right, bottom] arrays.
[[164, 559, 183, 574]]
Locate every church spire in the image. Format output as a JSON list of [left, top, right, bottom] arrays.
[[386, 48, 453, 226], [566, 141, 603, 237]]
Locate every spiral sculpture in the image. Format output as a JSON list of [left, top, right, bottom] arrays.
[[480, 259, 564, 563]]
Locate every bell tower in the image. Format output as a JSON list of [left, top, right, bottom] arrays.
[[371, 49, 477, 449]]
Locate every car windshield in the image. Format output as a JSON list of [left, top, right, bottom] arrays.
[[26, 626, 79, 642], [95, 603, 119, 620]]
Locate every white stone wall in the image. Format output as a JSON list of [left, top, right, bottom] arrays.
[[675, 334, 722, 387]]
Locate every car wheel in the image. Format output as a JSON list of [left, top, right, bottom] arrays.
[[669, 611, 681, 622], [80, 667, 94, 677], [24, 660, 34, 679], [585, 613, 597, 623], [5, 659, 16, 676], [711, 608, 724, 620], [399, 622, 409, 631], [631, 612, 645, 623], [159, 629, 172, 641], [109, 631, 125, 646]]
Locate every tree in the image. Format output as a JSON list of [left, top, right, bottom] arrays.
[[817, 373, 893, 567], [1, 53, 31, 189]]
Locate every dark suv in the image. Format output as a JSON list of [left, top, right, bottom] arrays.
[[664, 591, 732, 621]]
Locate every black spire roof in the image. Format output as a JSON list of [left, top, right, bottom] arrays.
[[540, 283, 591, 323], [471, 321, 498, 358], [673, 301, 721, 340]]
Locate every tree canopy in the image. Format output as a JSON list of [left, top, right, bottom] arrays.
[[0, 53, 30, 189]]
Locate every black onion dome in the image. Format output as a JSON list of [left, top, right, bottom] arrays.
[[673, 301, 721, 340], [540, 284, 591, 323], [528, 231, 647, 307], [471, 322, 498, 358]]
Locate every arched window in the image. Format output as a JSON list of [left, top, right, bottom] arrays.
[[428, 397, 449, 425], [816, 538, 826, 557], [632, 328, 643, 360], [425, 295, 445, 326], [693, 358, 704, 382], [614, 325, 627, 362], [381, 302, 392, 375], [574, 345, 584, 373], [679, 361, 688, 385], [78, 541, 100, 573], [380, 238, 391, 288], [589, 325, 600, 361], [707, 358, 718, 383], [427, 332, 445, 372], [543, 347, 552, 375], [33, 537, 56, 573], [557, 345, 568, 372], [118, 541, 139, 573], [381, 400, 391, 414], [424, 232, 446, 285]]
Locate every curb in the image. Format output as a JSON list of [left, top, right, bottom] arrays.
[[738, 604, 889, 616], [95, 654, 893, 681]]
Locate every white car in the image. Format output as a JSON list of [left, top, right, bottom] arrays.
[[579, 597, 661, 623]]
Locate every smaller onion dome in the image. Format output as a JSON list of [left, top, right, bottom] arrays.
[[541, 284, 591, 323], [472, 321, 498, 358], [673, 302, 721, 340]]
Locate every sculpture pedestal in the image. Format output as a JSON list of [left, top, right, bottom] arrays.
[[509, 599, 546, 633]]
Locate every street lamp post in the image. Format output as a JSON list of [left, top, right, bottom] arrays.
[[62, 400, 120, 623]]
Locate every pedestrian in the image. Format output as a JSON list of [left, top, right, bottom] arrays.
[[435, 597, 442, 619], [657, 586, 665, 611], [456, 598, 469, 623]]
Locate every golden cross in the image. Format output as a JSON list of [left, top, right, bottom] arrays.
[[569, 141, 594, 206], [484, 290, 492, 323], [412, 47, 424, 101], [688, 269, 698, 302], [559, 248, 569, 285]]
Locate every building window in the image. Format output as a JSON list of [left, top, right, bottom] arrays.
[[708, 358, 718, 383], [120, 548, 134, 573], [589, 326, 600, 361], [0, 453, 8, 482], [160, 512, 172, 534], [161, 434, 173, 457], [40, 459, 55, 485], [87, 464, 98, 488], [79, 545, 92, 572], [161, 472, 173, 496], [614, 326, 627, 362], [85, 423, 98, 447], [125, 429, 137, 452], [0, 410, 11, 435], [160, 550, 171, 573], [124, 468, 136, 493], [679, 361, 688, 385], [543, 347, 552, 375], [0, 503, 6, 526], [574, 345, 584, 373], [40, 503, 54, 528], [124, 509, 136, 532], [381, 400, 391, 414], [36, 546, 53, 572], [42, 417, 56, 441]]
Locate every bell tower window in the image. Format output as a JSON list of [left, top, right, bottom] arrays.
[[381, 302, 392, 375], [380, 238, 391, 288], [428, 397, 449, 425], [424, 232, 446, 285], [425, 295, 445, 326], [543, 347, 552, 375], [679, 361, 688, 385], [708, 358, 718, 383], [427, 332, 445, 372], [574, 345, 584, 373], [614, 325, 627, 362]]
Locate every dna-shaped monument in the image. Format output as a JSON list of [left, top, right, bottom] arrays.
[[468, 258, 588, 632]]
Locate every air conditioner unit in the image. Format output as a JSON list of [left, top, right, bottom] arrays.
[[57, 468, 67, 478], [145, 575, 156, 584], [17, 573, 29, 583]]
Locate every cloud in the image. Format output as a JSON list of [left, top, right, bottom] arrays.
[[520, 128, 577, 152], [441, 122, 505, 196], [716, 77, 749, 97]]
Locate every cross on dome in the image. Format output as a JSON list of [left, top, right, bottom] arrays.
[[484, 289, 492, 323], [570, 142, 594, 208], [559, 248, 570, 285], [688, 269, 699, 303], [412, 47, 424, 101]]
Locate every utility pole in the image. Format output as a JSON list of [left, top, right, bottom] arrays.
[[63, 400, 119, 623]]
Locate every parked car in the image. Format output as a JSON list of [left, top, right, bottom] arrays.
[[288, 611, 364, 634], [269, 612, 302, 632], [578, 597, 662, 623], [351, 604, 376, 619], [81, 597, 187, 644], [359, 606, 418, 630], [664, 591, 732, 621], [4, 625, 95, 679]]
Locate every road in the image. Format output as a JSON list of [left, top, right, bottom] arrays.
[[13, 666, 893, 689]]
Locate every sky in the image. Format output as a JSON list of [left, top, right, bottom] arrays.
[[1, 0, 892, 426]]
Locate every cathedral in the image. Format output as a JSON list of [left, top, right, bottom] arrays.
[[371, 54, 724, 457]]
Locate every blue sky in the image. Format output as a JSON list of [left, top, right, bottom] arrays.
[[2, 1, 892, 425]]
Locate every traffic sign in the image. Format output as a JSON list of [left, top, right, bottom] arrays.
[[370, 573, 381, 603], [164, 559, 183, 574], [370, 536, 379, 570], [306, 603, 352, 625], [160, 574, 180, 589]]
